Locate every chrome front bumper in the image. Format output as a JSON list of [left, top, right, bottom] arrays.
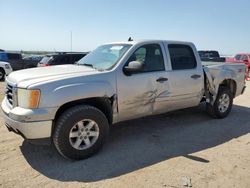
[[1, 98, 53, 139]]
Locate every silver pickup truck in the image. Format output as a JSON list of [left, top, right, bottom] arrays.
[[1, 40, 246, 160]]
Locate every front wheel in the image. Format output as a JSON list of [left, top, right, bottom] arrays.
[[53, 105, 109, 160], [0, 69, 5, 81], [206, 86, 233, 118]]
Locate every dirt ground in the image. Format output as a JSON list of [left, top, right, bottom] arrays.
[[0, 81, 249, 188]]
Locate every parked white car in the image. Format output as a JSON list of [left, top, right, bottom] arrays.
[[0, 61, 12, 81]]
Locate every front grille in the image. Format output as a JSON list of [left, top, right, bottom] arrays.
[[5, 84, 14, 106]]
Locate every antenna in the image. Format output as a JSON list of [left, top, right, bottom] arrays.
[[128, 37, 133, 41]]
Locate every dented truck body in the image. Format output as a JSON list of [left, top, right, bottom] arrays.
[[1, 40, 246, 143]]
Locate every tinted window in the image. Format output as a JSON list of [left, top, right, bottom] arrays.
[[7, 53, 22, 60], [235, 54, 241, 60], [0, 53, 8, 61], [71, 54, 86, 63], [199, 51, 219, 58], [51, 55, 70, 65], [62, 55, 70, 64], [168, 44, 197, 70], [127, 44, 165, 72]]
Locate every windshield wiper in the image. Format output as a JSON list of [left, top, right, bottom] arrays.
[[80, 63, 94, 68], [77, 63, 105, 71]]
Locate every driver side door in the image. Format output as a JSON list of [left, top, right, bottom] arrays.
[[116, 43, 170, 122]]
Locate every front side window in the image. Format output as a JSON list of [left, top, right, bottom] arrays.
[[127, 44, 165, 72], [168, 44, 197, 70], [235, 54, 241, 60], [77, 44, 131, 70]]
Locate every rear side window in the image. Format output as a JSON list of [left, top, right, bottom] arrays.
[[7, 53, 22, 60], [62, 55, 70, 64], [51, 55, 70, 65], [168, 44, 197, 70], [71, 54, 86, 63]]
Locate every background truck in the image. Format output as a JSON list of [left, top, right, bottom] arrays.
[[1, 40, 246, 160], [198, 50, 226, 62], [0, 52, 38, 70], [226, 53, 250, 80], [37, 52, 87, 67]]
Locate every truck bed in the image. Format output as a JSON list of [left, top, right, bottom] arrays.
[[202, 61, 246, 101]]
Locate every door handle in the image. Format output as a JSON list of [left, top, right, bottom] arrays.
[[191, 74, 201, 79], [156, 77, 168, 82]]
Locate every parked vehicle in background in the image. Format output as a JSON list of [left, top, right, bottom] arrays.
[[0, 61, 12, 81], [23, 55, 44, 67], [37, 52, 87, 67], [198, 50, 225, 62], [0, 52, 22, 71], [0, 52, 39, 70], [2, 40, 246, 160], [226, 53, 250, 80]]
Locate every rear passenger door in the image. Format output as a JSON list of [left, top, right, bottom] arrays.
[[164, 43, 204, 109]]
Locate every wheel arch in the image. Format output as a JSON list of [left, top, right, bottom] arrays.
[[0, 67, 5, 73], [53, 97, 114, 130], [0, 67, 6, 80], [219, 79, 237, 98]]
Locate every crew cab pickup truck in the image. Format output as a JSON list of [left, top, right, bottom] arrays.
[[1, 40, 246, 160]]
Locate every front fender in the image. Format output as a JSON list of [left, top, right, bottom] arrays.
[[39, 81, 115, 108]]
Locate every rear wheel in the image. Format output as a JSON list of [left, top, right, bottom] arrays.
[[206, 86, 233, 118], [53, 105, 109, 160], [0, 68, 5, 81], [248, 68, 250, 80]]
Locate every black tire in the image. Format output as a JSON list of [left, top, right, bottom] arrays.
[[53, 105, 109, 160], [0, 68, 5, 81], [206, 86, 233, 119]]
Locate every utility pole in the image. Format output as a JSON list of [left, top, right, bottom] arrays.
[[70, 31, 72, 52]]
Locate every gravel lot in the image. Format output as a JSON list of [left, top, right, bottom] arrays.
[[0, 81, 249, 188]]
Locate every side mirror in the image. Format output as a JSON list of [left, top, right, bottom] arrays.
[[123, 61, 143, 75]]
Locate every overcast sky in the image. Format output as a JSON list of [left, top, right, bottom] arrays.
[[0, 0, 249, 55]]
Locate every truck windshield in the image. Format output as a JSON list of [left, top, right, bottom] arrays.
[[77, 44, 132, 70]]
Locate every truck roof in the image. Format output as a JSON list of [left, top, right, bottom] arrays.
[[105, 40, 194, 46]]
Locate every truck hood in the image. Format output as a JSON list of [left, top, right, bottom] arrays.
[[7, 65, 98, 88]]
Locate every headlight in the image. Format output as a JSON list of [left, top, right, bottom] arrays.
[[17, 89, 41, 109], [5, 64, 10, 69]]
